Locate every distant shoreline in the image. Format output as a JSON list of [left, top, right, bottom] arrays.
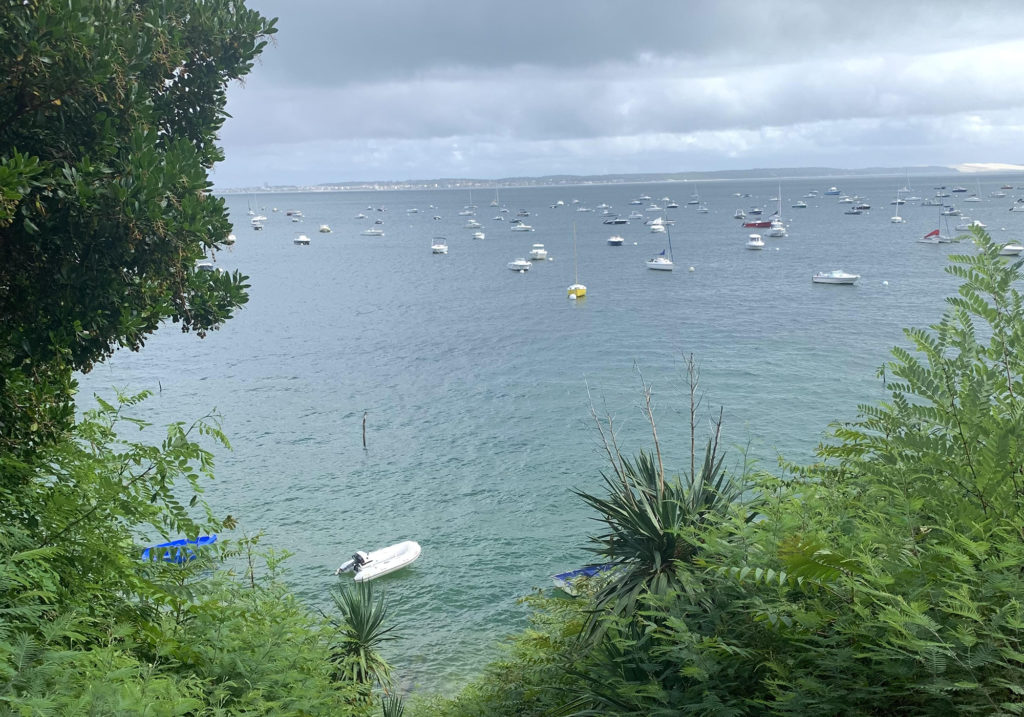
[[216, 164, 1024, 195]]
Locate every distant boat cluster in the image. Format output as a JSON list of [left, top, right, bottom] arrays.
[[227, 176, 1024, 288]]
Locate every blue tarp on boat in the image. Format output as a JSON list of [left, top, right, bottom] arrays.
[[141, 535, 217, 563], [552, 563, 616, 595]]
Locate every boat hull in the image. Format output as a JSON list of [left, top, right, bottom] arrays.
[[646, 258, 674, 271]]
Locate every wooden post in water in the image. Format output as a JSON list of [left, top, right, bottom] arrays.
[[362, 411, 367, 449]]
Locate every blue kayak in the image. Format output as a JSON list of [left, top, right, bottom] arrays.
[[141, 535, 217, 563]]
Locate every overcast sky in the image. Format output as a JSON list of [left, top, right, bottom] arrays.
[[213, 0, 1024, 188]]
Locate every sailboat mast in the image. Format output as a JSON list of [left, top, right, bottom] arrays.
[[572, 223, 579, 283], [666, 224, 674, 262]]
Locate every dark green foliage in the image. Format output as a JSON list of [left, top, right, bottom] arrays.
[[0, 0, 274, 448]]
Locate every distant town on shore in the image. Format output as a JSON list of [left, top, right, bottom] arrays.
[[217, 163, 1024, 195]]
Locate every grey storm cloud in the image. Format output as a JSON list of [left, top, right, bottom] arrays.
[[216, 0, 1024, 186]]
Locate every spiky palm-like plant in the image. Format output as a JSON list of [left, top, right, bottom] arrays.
[[577, 360, 756, 634], [328, 581, 397, 688], [576, 439, 747, 621]]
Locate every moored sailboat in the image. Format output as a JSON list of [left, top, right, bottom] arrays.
[[567, 223, 587, 299]]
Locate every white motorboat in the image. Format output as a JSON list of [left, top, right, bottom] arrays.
[[224, 233, 236, 245], [508, 258, 532, 272], [746, 233, 764, 250], [319, 224, 332, 233], [465, 219, 482, 228], [791, 200, 808, 209], [812, 270, 860, 284], [335, 540, 421, 582], [510, 222, 534, 232], [431, 237, 448, 254], [293, 234, 310, 245], [999, 242, 1024, 256], [361, 227, 384, 236], [529, 243, 548, 260], [472, 231, 485, 240], [607, 235, 624, 246]]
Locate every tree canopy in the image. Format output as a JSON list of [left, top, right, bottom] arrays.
[[0, 0, 275, 445]]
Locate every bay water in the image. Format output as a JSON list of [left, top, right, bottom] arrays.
[[79, 174, 1024, 691]]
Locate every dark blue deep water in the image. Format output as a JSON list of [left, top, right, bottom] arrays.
[[79, 174, 1024, 691]]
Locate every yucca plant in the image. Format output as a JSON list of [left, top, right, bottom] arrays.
[[577, 360, 756, 634], [328, 581, 397, 688]]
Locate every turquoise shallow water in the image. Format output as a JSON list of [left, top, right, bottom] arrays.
[[79, 175, 1024, 691]]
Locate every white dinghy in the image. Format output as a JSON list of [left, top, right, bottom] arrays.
[[335, 540, 421, 582]]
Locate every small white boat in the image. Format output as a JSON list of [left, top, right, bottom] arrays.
[[791, 200, 808, 209], [529, 243, 548, 260], [472, 231, 485, 240], [361, 227, 384, 236], [733, 209, 746, 220], [508, 258, 532, 272], [335, 540, 421, 582], [431, 237, 448, 254], [510, 222, 534, 232], [650, 223, 666, 233], [224, 233, 236, 245], [746, 233, 764, 250], [465, 219, 482, 228], [293, 234, 310, 245], [812, 270, 860, 284], [999, 243, 1024, 256], [355, 213, 367, 219], [319, 224, 332, 233], [607, 235, 624, 246]]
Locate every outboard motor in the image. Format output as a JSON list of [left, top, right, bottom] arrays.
[[334, 550, 372, 576]]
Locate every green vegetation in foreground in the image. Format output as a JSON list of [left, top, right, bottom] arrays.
[[5, 3, 1024, 715], [415, 229, 1024, 715]]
